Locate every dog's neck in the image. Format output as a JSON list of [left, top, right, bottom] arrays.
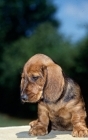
[[42, 89, 66, 104]]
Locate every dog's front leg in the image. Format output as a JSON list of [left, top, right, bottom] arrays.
[[29, 102, 49, 136], [71, 105, 88, 137]]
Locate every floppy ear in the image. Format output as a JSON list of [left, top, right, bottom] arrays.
[[43, 64, 65, 103]]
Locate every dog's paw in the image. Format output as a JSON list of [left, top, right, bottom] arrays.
[[29, 125, 48, 136], [29, 119, 38, 127], [72, 128, 88, 137]]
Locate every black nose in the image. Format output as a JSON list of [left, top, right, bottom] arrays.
[[21, 94, 28, 102]]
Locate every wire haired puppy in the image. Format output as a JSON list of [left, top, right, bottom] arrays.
[[20, 54, 88, 137]]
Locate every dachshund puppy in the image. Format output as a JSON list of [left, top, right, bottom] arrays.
[[20, 54, 88, 137]]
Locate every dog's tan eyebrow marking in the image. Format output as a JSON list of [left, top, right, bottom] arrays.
[[32, 73, 40, 76]]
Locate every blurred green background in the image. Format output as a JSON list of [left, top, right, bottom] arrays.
[[0, 0, 88, 127]]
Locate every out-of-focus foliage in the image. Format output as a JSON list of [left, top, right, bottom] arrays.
[[0, 0, 59, 43], [74, 37, 88, 77], [70, 36, 88, 95]]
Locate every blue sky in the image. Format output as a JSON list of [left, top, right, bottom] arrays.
[[53, 0, 88, 42]]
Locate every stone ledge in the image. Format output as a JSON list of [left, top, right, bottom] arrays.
[[0, 126, 87, 140]]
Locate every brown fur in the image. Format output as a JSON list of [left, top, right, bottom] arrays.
[[20, 54, 88, 137]]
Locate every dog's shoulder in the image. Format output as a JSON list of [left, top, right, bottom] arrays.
[[63, 73, 81, 103]]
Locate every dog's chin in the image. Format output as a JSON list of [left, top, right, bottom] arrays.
[[21, 99, 29, 104], [28, 95, 43, 103]]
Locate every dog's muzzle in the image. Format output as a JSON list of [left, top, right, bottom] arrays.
[[21, 79, 29, 102], [21, 94, 28, 102]]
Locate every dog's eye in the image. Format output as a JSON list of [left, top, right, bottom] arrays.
[[31, 76, 39, 81]]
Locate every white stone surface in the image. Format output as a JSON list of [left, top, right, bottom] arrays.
[[0, 125, 88, 140]]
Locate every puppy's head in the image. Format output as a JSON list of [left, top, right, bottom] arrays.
[[21, 64, 47, 103], [20, 54, 53, 103], [20, 54, 64, 103]]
